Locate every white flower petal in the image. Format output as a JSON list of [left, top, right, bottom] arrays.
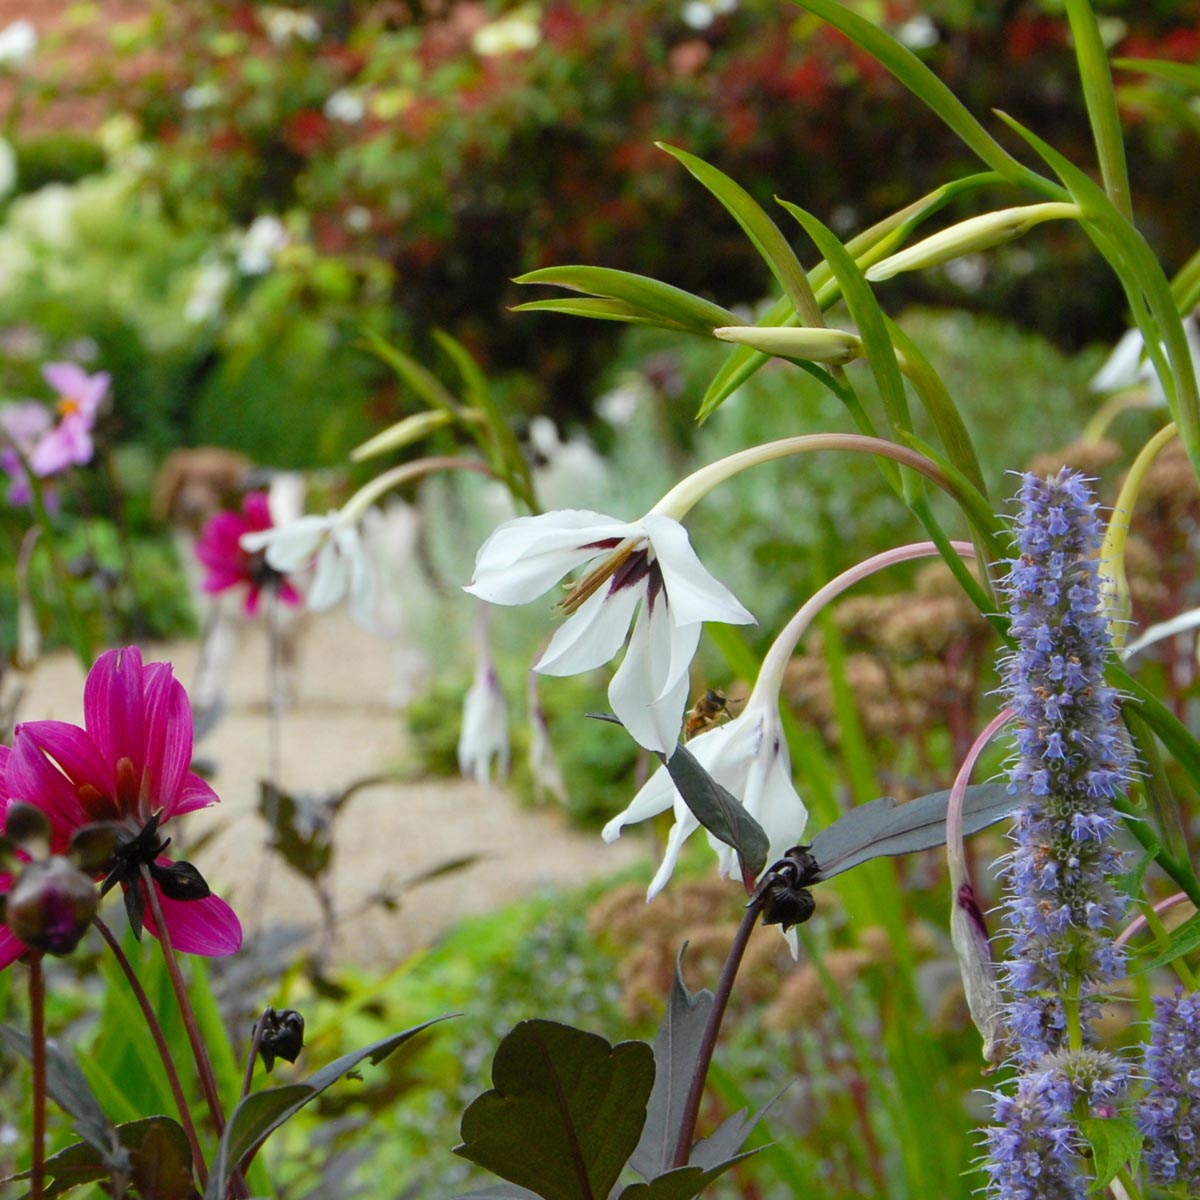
[[465, 509, 636, 605], [249, 513, 335, 572], [646, 810, 702, 899], [1089, 327, 1145, 393], [741, 725, 807, 863], [458, 665, 509, 785], [608, 603, 694, 753], [643, 514, 754, 628], [536, 583, 640, 676], [307, 540, 349, 610]]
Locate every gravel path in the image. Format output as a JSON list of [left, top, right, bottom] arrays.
[[17, 614, 642, 966]]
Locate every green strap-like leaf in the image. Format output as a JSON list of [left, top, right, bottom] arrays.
[[513, 298, 697, 332], [1115, 56, 1200, 91], [657, 142, 821, 324], [778, 201, 912, 438], [1132, 911, 1200, 974], [788, 0, 1050, 191], [514, 267, 738, 336], [360, 328, 461, 416]]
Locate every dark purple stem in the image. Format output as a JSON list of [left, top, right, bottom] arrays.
[[94, 916, 208, 1189], [29, 954, 46, 1200], [240, 1010, 270, 1103], [670, 899, 762, 1169]]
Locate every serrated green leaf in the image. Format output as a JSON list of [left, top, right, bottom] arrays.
[[788, 0, 1045, 189], [455, 1019, 655, 1200], [657, 143, 820, 324], [514, 267, 737, 336], [204, 1019, 446, 1200], [617, 1153, 758, 1200], [1078, 1115, 1142, 1190]]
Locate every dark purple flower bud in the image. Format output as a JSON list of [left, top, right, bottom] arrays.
[[4, 856, 99, 956]]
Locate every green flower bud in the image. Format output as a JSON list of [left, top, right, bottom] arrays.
[[865, 202, 1081, 282], [713, 325, 864, 364]]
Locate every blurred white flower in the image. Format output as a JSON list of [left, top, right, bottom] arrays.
[[13, 183, 75, 247], [0, 19, 36, 66], [1089, 316, 1200, 405], [236, 215, 289, 275], [324, 88, 366, 123], [459, 632, 510, 786], [527, 674, 567, 803], [0, 138, 15, 200], [602, 689, 807, 900], [527, 416, 609, 510], [182, 83, 222, 111], [184, 260, 232, 324], [242, 511, 377, 629], [681, 0, 735, 31], [261, 6, 321, 44], [596, 376, 650, 428], [896, 14, 938, 49], [472, 5, 541, 55], [466, 508, 753, 754]]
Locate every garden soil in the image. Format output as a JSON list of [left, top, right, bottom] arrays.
[[18, 614, 642, 966]]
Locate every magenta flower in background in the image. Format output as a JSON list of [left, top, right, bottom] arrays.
[[0, 646, 242, 969], [196, 491, 301, 615], [28, 362, 110, 477]]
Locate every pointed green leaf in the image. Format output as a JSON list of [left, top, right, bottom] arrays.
[[513, 298, 696, 331], [1115, 57, 1200, 91], [630, 948, 715, 1180], [994, 110, 1200, 463], [1132, 911, 1200, 974], [455, 1019, 656, 1200], [359, 328, 461, 416], [778, 201, 911, 436], [657, 143, 820, 324], [514, 267, 738, 336], [204, 1019, 447, 1200], [1077, 1115, 1142, 1190], [788, 0, 1046, 189]]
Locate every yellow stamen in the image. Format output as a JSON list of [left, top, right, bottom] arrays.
[[57, 397, 80, 418], [557, 539, 638, 616]]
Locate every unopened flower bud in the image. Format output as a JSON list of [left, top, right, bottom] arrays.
[[865, 203, 1080, 282], [949, 882, 1005, 1067], [4, 857, 99, 956], [256, 1006, 305, 1072], [713, 325, 864, 365]]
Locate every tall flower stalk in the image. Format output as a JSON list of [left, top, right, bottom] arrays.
[[983, 469, 1133, 1198]]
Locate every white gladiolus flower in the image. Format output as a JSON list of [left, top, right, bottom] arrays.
[[465, 509, 754, 754], [602, 689, 806, 903], [458, 655, 510, 786], [242, 512, 377, 629], [236, 215, 289, 275], [324, 88, 366, 123], [1089, 318, 1200, 406]]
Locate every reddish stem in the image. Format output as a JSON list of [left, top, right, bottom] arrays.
[[29, 954, 45, 1200]]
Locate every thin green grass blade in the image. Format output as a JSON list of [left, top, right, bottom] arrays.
[[514, 266, 738, 334], [1115, 57, 1200, 90], [788, 0, 1052, 191], [1171, 245, 1200, 310], [657, 142, 822, 324], [360, 329, 460, 416], [1065, 0, 1132, 219]]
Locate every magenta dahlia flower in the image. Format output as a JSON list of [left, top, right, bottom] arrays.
[[0, 647, 242, 968], [196, 491, 301, 615]]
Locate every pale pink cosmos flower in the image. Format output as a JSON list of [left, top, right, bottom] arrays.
[[0, 646, 242, 968], [28, 363, 110, 477], [0, 399, 52, 504]]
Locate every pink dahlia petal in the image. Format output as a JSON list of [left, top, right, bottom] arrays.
[[141, 663, 192, 820], [195, 512, 246, 570], [172, 771, 219, 816], [142, 881, 243, 956], [0, 925, 25, 971], [83, 647, 146, 786], [8, 726, 105, 840], [202, 569, 245, 594], [243, 491, 272, 529], [278, 580, 302, 607]]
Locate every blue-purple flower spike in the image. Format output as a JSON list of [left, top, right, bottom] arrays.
[[982, 469, 1133, 1199], [1137, 989, 1200, 1190], [998, 469, 1131, 1057]]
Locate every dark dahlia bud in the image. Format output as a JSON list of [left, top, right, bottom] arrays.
[[256, 1007, 305, 1072], [1137, 989, 1200, 1191], [4, 856, 99, 956]]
